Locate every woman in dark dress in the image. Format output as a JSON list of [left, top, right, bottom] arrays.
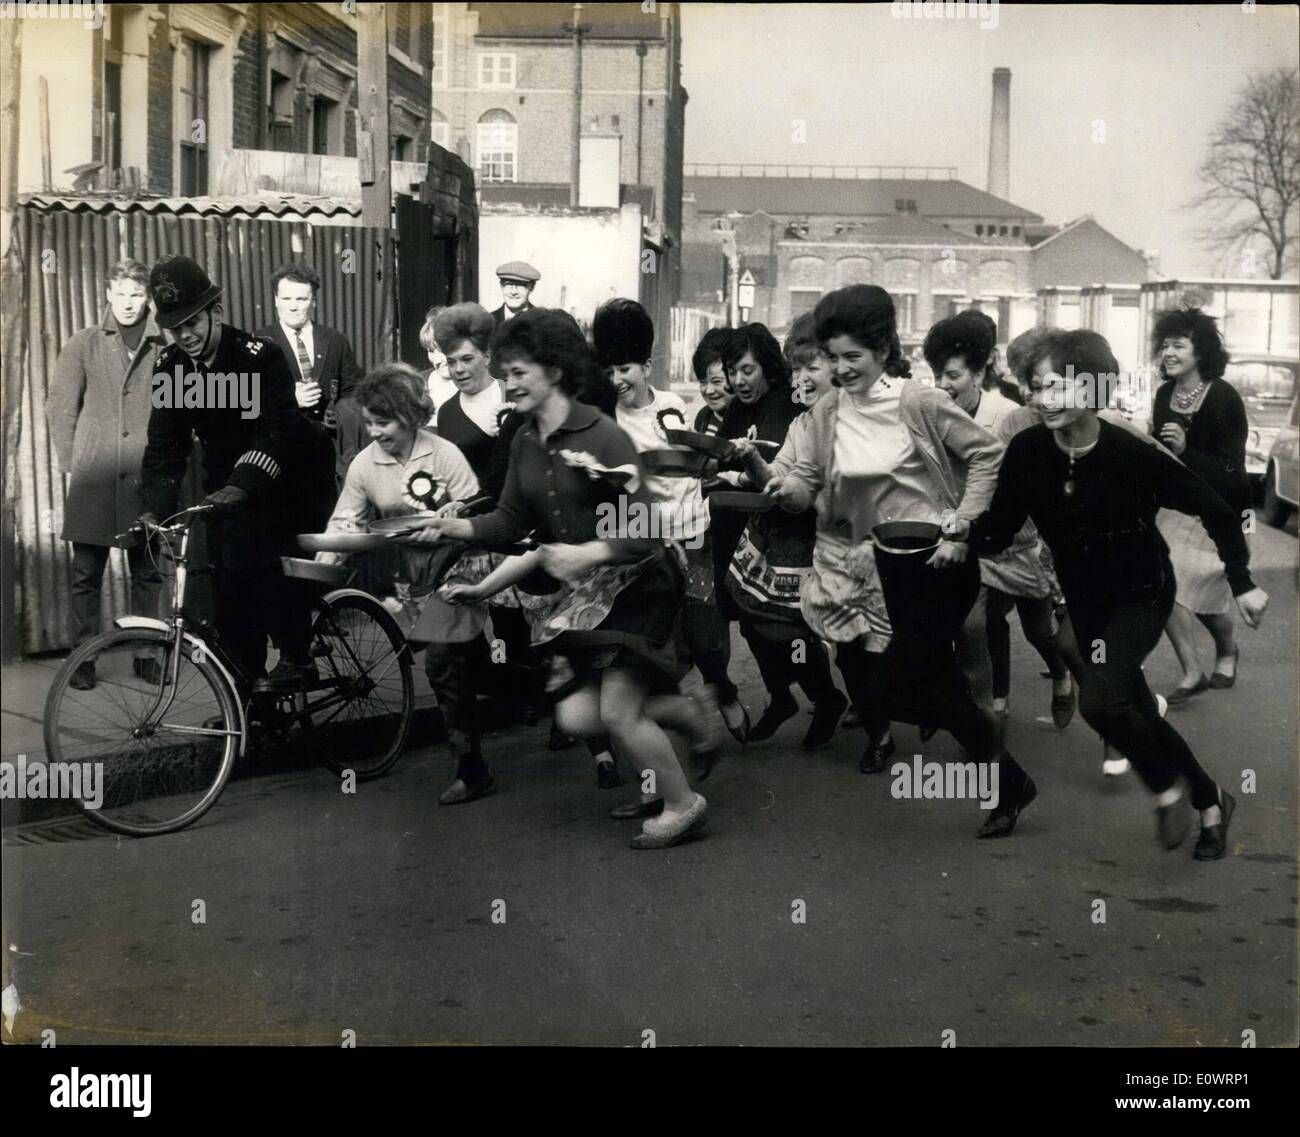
[[1148, 308, 1252, 704], [719, 324, 847, 748], [947, 330, 1268, 859], [426, 310, 709, 850]]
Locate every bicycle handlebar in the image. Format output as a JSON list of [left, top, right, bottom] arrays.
[[115, 503, 216, 545]]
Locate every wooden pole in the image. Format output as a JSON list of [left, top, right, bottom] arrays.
[[38, 76, 51, 192], [1, 16, 24, 660], [357, 3, 391, 229]]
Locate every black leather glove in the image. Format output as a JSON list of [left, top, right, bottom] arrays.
[[202, 484, 249, 512]]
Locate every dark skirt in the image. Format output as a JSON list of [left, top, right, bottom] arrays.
[[540, 550, 685, 701]]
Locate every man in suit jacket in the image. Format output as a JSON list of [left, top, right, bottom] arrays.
[[257, 262, 363, 435], [489, 261, 540, 328]]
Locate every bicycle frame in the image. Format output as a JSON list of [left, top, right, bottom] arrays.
[[114, 506, 412, 748], [114, 506, 248, 754]]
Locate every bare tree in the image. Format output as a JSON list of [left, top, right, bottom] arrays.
[[1193, 67, 1299, 279]]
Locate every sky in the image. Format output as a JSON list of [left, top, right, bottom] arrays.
[[680, 3, 1299, 278]]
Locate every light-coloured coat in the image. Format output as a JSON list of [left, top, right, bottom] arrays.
[[45, 309, 167, 545]]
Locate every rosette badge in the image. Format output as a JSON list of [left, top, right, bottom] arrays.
[[403, 470, 447, 512]]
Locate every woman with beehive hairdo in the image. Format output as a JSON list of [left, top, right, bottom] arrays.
[[719, 322, 849, 751], [595, 299, 752, 766]]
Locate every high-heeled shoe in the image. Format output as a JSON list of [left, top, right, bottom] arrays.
[[748, 697, 797, 742], [1050, 678, 1076, 729], [720, 700, 752, 744], [976, 774, 1037, 838], [858, 735, 896, 775], [1193, 789, 1236, 860], [802, 693, 847, 750], [1208, 645, 1239, 689]]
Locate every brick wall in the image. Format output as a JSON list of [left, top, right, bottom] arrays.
[[147, 16, 173, 193], [232, 28, 260, 150]]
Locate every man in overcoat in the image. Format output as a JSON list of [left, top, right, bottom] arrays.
[[45, 258, 167, 689]]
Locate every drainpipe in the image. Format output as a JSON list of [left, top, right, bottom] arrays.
[[570, 4, 583, 206], [635, 40, 646, 184]]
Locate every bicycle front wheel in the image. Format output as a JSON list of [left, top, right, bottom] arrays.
[[306, 592, 414, 780], [43, 628, 241, 836]]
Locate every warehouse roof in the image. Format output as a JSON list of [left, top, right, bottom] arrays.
[[685, 176, 1042, 221]]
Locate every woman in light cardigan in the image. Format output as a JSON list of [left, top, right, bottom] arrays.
[[755, 285, 1036, 838]]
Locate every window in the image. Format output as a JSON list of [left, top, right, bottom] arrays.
[[611, 114, 620, 129], [975, 224, 984, 236], [789, 289, 822, 320], [269, 71, 294, 149], [391, 1, 413, 55], [478, 53, 516, 90], [1011, 225, 1020, 237], [431, 3, 449, 88], [393, 134, 413, 161], [311, 96, 339, 156], [476, 110, 517, 182], [178, 37, 210, 195], [103, 11, 124, 174], [895, 293, 916, 334], [999, 225, 1008, 236]]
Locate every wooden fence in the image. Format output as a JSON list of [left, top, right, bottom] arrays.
[[668, 305, 725, 387]]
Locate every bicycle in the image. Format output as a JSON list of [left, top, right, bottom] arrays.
[[43, 504, 415, 836]]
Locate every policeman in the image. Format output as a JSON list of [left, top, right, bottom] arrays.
[[137, 254, 335, 693], [489, 261, 540, 328]]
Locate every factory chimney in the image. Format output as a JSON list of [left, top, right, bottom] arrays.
[[987, 67, 1010, 202]]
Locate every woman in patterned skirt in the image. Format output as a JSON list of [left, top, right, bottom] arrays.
[[720, 324, 848, 749], [1149, 309, 1251, 705]]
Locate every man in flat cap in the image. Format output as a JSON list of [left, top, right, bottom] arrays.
[[490, 261, 540, 328], [137, 254, 335, 694]]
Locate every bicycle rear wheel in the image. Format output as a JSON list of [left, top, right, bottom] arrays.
[[306, 592, 414, 779], [43, 628, 241, 836]]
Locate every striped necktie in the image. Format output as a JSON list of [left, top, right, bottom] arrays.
[[293, 330, 313, 384]]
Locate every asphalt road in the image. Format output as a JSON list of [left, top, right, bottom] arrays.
[[3, 523, 1296, 1047]]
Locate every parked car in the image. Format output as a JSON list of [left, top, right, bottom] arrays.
[[1262, 394, 1298, 528], [1220, 356, 1299, 499]]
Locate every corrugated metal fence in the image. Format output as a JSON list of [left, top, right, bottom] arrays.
[[11, 202, 395, 655]]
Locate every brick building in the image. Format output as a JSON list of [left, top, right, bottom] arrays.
[[428, 2, 686, 369], [681, 69, 1152, 346], [16, 3, 436, 197]]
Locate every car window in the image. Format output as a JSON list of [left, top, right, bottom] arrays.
[[1225, 363, 1298, 429]]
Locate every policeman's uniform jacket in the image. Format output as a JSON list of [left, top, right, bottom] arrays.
[[139, 326, 335, 567]]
